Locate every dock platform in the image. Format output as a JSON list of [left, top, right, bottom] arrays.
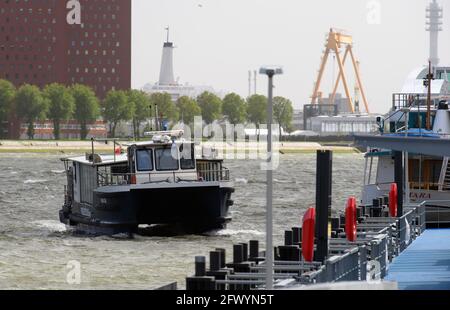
[[385, 229, 450, 290]]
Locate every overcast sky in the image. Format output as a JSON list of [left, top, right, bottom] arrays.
[[131, 0, 450, 113]]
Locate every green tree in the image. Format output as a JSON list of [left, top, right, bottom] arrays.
[[103, 90, 133, 138], [177, 96, 201, 124], [197, 91, 222, 124], [0, 79, 16, 138], [149, 92, 178, 126], [222, 93, 246, 124], [128, 90, 151, 140], [43, 83, 75, 140], [15, 84, 48, 140], [246, 94, 267, 126], [273, 96, 294, 137], [71, 84, 100, 140]]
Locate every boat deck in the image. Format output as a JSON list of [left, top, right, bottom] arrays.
[[385, 229, 450, 290]]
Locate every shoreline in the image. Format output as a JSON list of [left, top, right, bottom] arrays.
[[0, 140, 360, 154]]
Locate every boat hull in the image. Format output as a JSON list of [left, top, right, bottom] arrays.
[[60, 181, 234, 235]]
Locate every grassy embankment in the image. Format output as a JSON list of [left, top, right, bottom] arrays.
[[0, 140, 360, 155]]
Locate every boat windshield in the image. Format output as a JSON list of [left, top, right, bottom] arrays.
[[155, 148, 179, 171], [136, 149, 154, 171], [180, 144, 195, 170]]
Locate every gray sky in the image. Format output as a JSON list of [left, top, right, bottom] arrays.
[[132, 0, 450, 113]]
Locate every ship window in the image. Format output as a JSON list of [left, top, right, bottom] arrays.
[[180, 144, 195, 170], [409, 158, 442, 190], [155, 148, 179, 171], [136, 149, 153, 172]]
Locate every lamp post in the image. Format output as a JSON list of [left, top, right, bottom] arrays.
[[259, 66, 283, 290]]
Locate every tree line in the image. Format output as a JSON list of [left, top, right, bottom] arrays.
[[0, 78, 294, 140]]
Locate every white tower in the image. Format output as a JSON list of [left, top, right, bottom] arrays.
[[426, 0, 443, 67], [159, 27, 176, 85]]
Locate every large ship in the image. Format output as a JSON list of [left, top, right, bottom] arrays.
[[59, 130, 235, 235], [361, 64, 450, 227]]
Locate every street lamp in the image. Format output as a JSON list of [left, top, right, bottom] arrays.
[[259, 66, 283, 290]]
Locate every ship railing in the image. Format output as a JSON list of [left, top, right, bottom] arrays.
[[97, 168, 231, 186], [391, 93, 419, 110], [302, 208, 420, 285], [409, 182, 440, 191], [391, 93, 445, 111], [365, 181, 442, 192], [415, 199, 450, 228], [184, 204, 426, 290], [198, 168, 230, 182]]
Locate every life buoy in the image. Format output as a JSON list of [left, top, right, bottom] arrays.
[[302, 208, 316, 262], [389, 183, 398, 217], [345, 197, 357, 242]]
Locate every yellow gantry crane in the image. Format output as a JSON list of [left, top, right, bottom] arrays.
[[311, 28, 370, 114]]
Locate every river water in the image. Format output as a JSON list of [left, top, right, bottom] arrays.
[[0, 153, 364, 289]]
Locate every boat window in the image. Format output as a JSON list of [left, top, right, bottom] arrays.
[[155, 148, 179, 171], [409, 158, 442, 190], [180, 144, 195, 170], [136, 149, 154, 171]]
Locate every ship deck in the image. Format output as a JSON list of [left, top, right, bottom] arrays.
[[385, 229, 450, 290]]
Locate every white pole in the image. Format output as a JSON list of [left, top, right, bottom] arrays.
[[266, 73, 274, 290], [260, 66, 283, 290]]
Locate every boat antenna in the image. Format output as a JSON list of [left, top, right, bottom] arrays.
[[426, 60, 434, 130]]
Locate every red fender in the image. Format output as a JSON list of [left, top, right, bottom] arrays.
[[389, 183, 398, 217], [302, 208, 316, 262], [130, 174, 137, 185], [345, 197, 357, 242]]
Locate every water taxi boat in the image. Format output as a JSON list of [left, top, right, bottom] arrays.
[[59, 130, 235, 235]]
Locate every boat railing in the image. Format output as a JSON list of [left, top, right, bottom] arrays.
[[97, 168, 231, 186], [89, 137, 124, 164], [409, 182, 440, 191], [365, 181, 441, 192], [97, 172, 130, 186], [392, 93, 420, 110], [198, 167, 230, 182], [391, 93, 445, 111], [415, 200, 450, 228], [182, 201, 426, 290]]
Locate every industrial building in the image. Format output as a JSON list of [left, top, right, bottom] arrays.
[[18, 120, 107, 140], [292, 109, 304, 130], [0, 0, 131, 97], [309, 114, 378, 136], [0, 0, 131, 139]]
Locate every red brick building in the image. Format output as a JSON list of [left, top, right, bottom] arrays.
[[19, 120, 107, 140], [0, 0, 131, 139]]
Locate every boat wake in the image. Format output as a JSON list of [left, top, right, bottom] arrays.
[[31, 220, 67, 233], [208, 229, 264, 237], [274, 179, 294, 184], [235, 178, 248, 184], [24, 179, 49, 184]]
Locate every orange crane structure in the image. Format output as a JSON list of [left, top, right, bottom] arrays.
[[311, 29, 370, 114]]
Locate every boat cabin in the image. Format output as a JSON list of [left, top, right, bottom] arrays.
[[127, 139, 198, 184], [62, 133, 229, 209]]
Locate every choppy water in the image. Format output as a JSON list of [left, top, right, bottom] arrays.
[[0, 153, 364, 289]]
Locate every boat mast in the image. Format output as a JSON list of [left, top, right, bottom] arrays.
[[426, 61, 434, 130]]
